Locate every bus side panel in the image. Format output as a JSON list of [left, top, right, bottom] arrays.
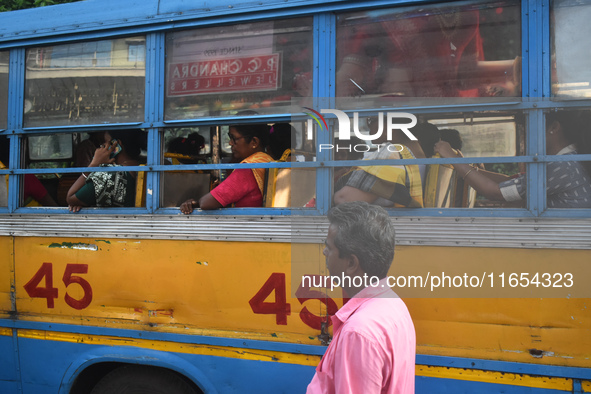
[[0, 237, 17, 391], [16, 335, 316, 394], [12, 237, 327, 344], [0, 329, 18, 393], [0, 236, 13, 316], [394, 245, 591, 369], [12, 237, 591, 370]]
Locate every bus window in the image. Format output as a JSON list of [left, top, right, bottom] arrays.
[[332, 112, 527, 209], [24, 36, 146, 127], [429, 113, 525, 208], [26, 134, 73, 207], [0, 135, 8, 206], [552, 0, 591, 98], [164, 17, 313, 119], [28, 134, 74, 161], [335, 1, 521, 98], [269, 121, 316, 208], [161, 128, 212, 208], [545, 109, 591, 209], [162, 122, 317, 209], [0, 51, 8, 130], [23, 130, 147, 208]]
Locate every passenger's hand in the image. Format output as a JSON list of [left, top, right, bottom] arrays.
[[180, 199, 197, 214], [90, 142, 116, 166], [434, 141, 461, 159], [68, 205, 82, 213]]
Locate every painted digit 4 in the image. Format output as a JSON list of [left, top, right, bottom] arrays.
[[23, 263, 92, 310], [249, 273, 291, 325], [23, 262, 58, 308]]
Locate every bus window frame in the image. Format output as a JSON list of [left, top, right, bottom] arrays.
[[0, 0, 589, 218]]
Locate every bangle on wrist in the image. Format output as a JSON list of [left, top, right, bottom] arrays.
[[462, 166, 478, 180], [82, 172, 88, 179]]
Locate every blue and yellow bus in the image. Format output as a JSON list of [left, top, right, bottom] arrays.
[[0, 0, 590, 392]]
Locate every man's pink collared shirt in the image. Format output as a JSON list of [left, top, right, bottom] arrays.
[[306, 280, 416, 394]]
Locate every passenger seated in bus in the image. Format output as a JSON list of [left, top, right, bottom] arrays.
[[180, 123, 273, 211], [434, 111, 591, 208], [333, 135, 367, 192], [439, 128, 485, 171], [75, 131, 105, 167], [412, 122, 440, 158], [0, 137, 57, 207], [23, 174, 58, 207], [167, 133, 206, 164], [303, 136, 367, 208], [66, 130, 145, 212], [333, 118, 429, 207], [440, 128, 463, 150], [266, 123, 295, 160]]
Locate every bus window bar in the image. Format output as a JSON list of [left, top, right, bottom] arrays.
[[4, 154, 591, 176]]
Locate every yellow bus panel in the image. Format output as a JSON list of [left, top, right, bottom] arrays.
[[10, 236, 591, 370], [0, 237, 12, 317]]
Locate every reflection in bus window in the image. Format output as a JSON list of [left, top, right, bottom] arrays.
[[0, 51, 8, 129], [336, 1, 521, 98], [24, 37, 146, 127], [66, 130, 147, 211], [552, 0, 591, 98], [165, 17, 313, 119]]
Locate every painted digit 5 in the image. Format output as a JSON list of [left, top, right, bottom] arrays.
[[62, 264, 93, 310], [296, 275, 338, 330]]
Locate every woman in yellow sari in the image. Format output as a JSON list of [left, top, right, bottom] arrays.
[[180, 123, 272, 212]]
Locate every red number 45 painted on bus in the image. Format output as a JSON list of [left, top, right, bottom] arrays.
[[249, 273, 338, 330], [23, 263, 93, 310]]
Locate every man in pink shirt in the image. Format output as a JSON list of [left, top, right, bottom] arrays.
[[307, 201, 416, 394]]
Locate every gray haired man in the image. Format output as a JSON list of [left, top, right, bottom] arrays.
[[307, 201, 416, 394]]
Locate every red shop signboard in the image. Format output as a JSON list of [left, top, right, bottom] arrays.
[[167, 53, 282, 96]]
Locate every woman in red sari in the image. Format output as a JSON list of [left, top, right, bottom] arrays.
[[180, 123, 272, 212]]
